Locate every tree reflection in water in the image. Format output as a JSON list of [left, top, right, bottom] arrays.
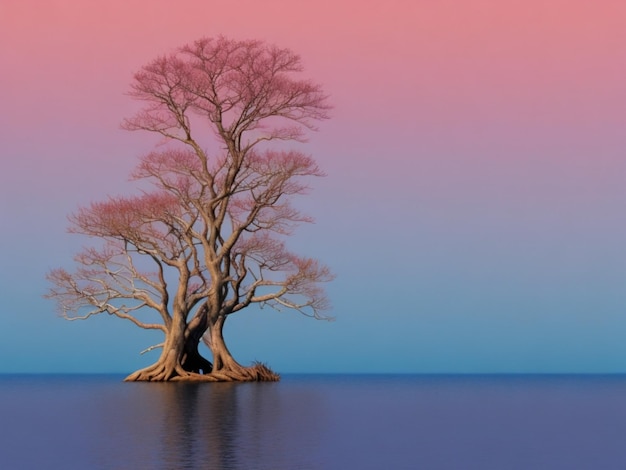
[[150, 381, 325, 469]]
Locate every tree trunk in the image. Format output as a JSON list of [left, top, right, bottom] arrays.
[[208, 314, 241, 372], [124, 312, 279, 382], [204, 314, 280, 382], [124, 314, 190, 381]]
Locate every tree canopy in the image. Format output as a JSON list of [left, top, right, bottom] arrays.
[[47, 36, 333, 381]]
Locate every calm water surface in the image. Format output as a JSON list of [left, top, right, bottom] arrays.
[[1, 374, 626, 469]]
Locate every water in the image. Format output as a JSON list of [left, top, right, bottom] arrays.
[[2, 374, 626, 469]]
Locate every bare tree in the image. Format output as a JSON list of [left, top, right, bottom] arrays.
[[47, 37, 333, 382]]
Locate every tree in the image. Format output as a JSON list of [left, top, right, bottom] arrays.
[[46, 37, 333, 382]]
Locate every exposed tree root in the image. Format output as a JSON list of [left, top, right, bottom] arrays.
[[124, 361, 279, 382], [206, 362, 280, 382]]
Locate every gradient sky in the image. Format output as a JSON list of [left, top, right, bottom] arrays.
[[1, 0, 625, 374]]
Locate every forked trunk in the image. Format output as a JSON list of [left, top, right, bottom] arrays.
[[124, 313, 279, 382]]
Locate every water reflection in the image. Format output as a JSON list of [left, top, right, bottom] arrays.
[[5, 375, 626, 469], [145, 381, 324, 469]]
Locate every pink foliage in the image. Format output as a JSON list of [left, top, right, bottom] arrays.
[[124, 36, 330, 144], [71, 192, 180, 237], [49, 36, 333, 327]]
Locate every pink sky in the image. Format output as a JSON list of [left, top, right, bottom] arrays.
[[1, 0, 626, 373], [2, 1, 624, 184]]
